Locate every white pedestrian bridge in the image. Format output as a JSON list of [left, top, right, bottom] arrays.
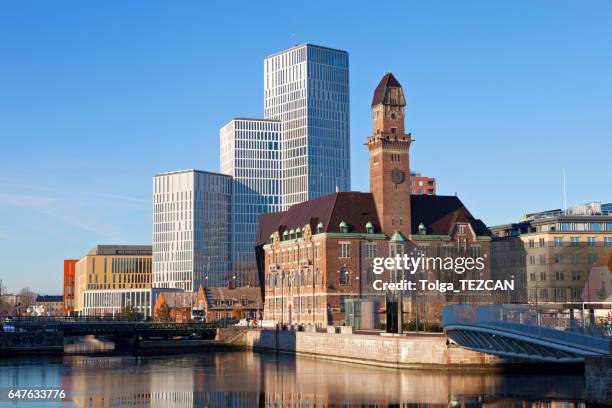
[[442, 304, 612, 362]]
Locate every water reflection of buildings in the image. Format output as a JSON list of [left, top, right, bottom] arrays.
[[57, 352, 588, 407]]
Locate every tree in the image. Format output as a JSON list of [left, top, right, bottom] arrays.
[[19, 287, 36, 308], [156, 303, 171, 322]]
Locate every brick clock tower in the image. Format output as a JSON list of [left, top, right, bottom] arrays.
[[367, 73, 413, 238]]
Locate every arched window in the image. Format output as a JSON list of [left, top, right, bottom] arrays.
[[339, 267, 350, 285]]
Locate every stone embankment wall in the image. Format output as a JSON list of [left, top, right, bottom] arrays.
[[585, 356, 612, 404], [218, 328, 504, 369]]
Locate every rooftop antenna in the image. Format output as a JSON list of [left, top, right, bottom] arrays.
[[563, 168, 568, 214]]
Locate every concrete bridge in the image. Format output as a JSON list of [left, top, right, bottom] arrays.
[[442, 304, 612, 363]]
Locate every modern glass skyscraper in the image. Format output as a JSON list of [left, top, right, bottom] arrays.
[[220, 118, 282, 287], [264, 44, 350, 209], [152, 170, 232, 291]]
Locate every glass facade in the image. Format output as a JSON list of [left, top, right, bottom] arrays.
[[152, 170, 232, 291], [264, 44, 350, 209], [220, 119, 282, 287]]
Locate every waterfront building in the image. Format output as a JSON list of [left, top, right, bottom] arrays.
[[410, 171, 436, 195], [256, 73, 492, 327], [220, 118, 282, 287], [490, 210, 612, 303], [264, 44, 351, 209], [74, 245, 152, 316], [152, 285, 262, 323], [32, 295, 63, 316], [63, 259, 77, 314], [603, 202, 612, 215], [152, 170, 232, 290], [201, 286, 262, 323]]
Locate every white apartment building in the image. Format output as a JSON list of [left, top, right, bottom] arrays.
[[152, 170, 232, 291]]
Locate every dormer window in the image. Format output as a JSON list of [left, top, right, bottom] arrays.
[[295, 227, 302, 238], [282, 230, 289, 241], [366, 221, 374, 234], [316, 222, 324, 234], [339, 220, 349, 233], [418, 223, 427, 235]]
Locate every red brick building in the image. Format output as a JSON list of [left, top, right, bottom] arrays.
[[410, 171, 436, 195], [63, 259, 78, 314], [256, 73, 492, 327]]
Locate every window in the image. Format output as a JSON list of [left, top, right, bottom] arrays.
[[314, 244, 320, 260], [571, 287, 582, 299], [528, 239, 534, 248], [555, 288, 566, 300], [572, 254, 580, 264], [540, 272, 546, 281], [539, 255, 546, 264], [366, 243, 377, 258], [339, 242, 350, 258], [530, 273, 536, 281], [570, 237, 580, 245], [555, 254, 564, 264], [588, 254, 598, 264], [529, 256, 535, 265], [587, 237, 596, 246], [555, 271, 564, 281], [554, 237, 564, 246], [605, 237, 612, 247], [339, 267, 350, 285], [315, 268, 322, 285], [457, 224, 467, 235], [572, 271, 581, 281], [540, 288, 548, 300]]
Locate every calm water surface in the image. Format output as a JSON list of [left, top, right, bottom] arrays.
[[0, 351, 589, 407]]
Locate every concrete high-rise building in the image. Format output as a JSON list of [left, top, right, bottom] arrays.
[[264, 44, 350, 209], [152, 170, 232, 291], [220, 118, 282, 287]]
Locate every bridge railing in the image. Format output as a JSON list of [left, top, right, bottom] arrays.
[[443, 304, 612, 337]]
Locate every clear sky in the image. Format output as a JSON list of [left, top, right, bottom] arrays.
[[1, 1, 611, 294]]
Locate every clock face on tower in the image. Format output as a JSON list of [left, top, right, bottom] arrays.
[[391, 168, 405, 184]]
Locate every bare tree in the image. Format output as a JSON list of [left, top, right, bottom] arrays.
[[19, 287, 37, 309]]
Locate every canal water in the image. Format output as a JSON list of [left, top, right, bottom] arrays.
[[0, 351, 589, 407]]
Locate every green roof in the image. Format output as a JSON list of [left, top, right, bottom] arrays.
[[390, 230, 406, 242]]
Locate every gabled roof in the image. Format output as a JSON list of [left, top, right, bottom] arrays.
[[204, 287, 263, 308], [256, 192, 381, 245], [256, 192, 490, 246], [410, 195, 490, 237], [371, 72, 405, 107]]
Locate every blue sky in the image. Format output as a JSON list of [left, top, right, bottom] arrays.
[[1, 1, 611, 294]]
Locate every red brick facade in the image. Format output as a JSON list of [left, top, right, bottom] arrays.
[[257, 73, 492, 327]]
